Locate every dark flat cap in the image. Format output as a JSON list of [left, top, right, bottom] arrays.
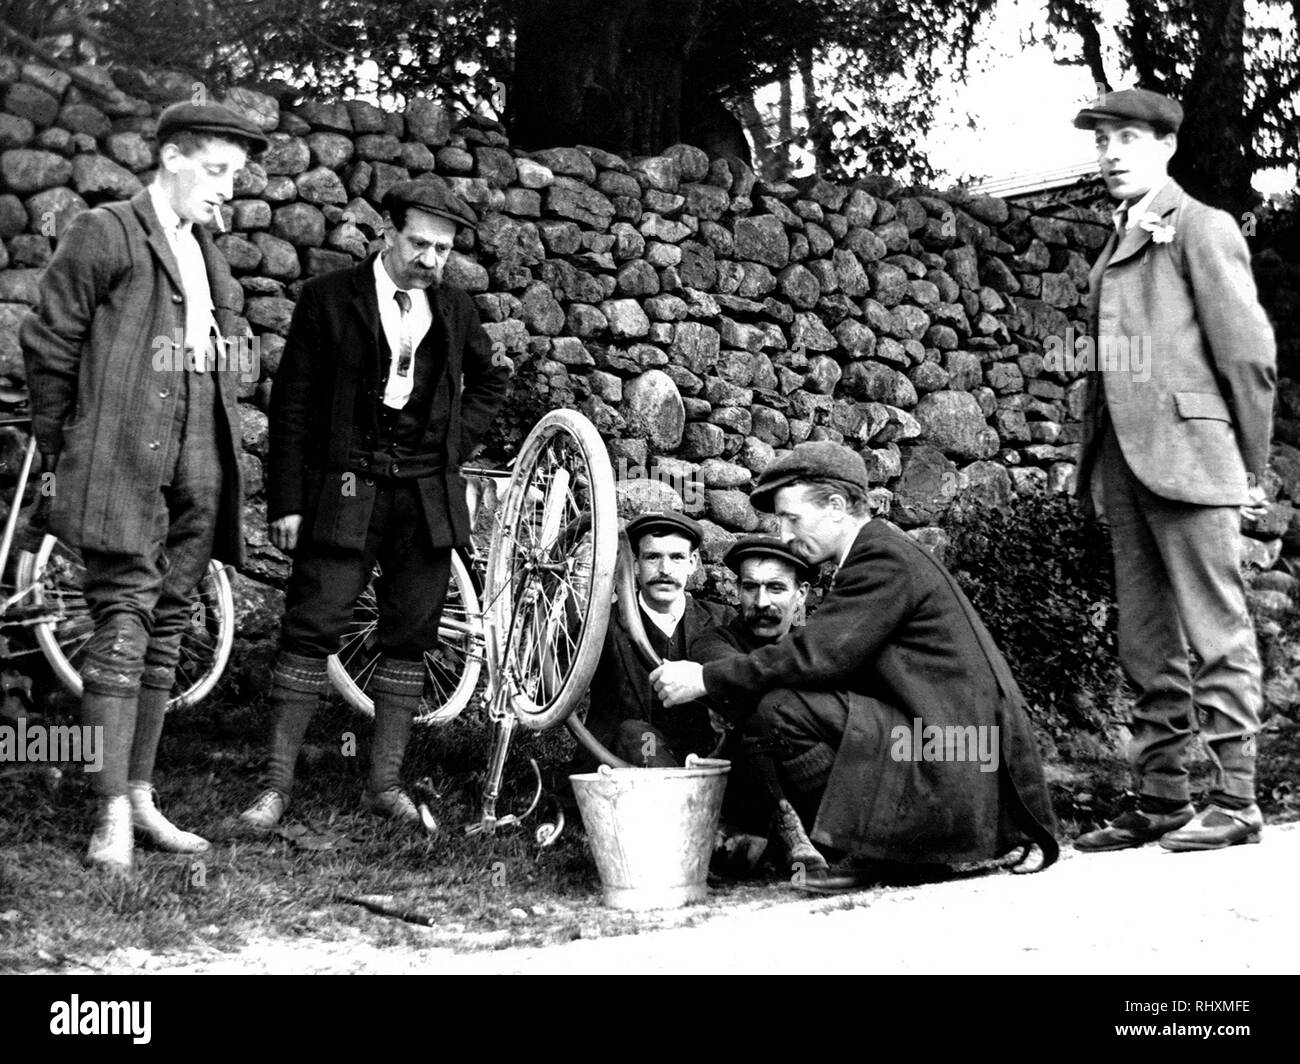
[[751, 441, 869, 513], [1073, 88, 1183, 135], [382, 177, 477, 228], [626, 510, 703, 549], [156, 102, 268, 154], [724, 535, 813, 581]]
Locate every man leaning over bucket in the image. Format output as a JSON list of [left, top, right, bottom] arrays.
[[651, 441, 1060, 893]]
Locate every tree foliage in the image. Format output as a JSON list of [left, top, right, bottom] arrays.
[[1038, 0, 1300, 212], [7, 0, 996, 180]]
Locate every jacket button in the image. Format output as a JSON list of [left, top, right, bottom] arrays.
[[364, 477, 374, 487], [148, 440, 161, 450], [171, 294, 183, 304], [360, 457, 369, 468], [391, 462, 400, 475], [159, 388, 169, 398]]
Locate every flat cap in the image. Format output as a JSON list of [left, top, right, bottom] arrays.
[[750, 441, 869, 514], [1073, 88, 1183, 135], [156, 101, 268, 154], [626, 510, 703, 549], [724, 534, 813, 581], [382, 176, 477, 228]]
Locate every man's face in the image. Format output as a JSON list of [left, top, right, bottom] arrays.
[[1094, 119, 1176, 203], [634, 532, 698, 612], [382, 208, 456, 290], [774, 484, 852, 567], [160, 137, 248, 226], [737, 557, 806, 642]]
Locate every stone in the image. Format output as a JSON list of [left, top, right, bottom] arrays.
[[23, 187, 86, 238], [670, 321, 720, 375], [295, 167, 348, 206], [304, 248, 353, 275], [70, 154, 141, 199], [261, 133, 310, 176], [249, 232, 301, 280], [915, 390, 996, 460], [705, 489, 759, 531], [547, 177, 615, 227], [1, 149, 71, 193], [734, 214, 790, 269], [305, 131, 353, 169], [616, 259, 660, 297], [0, 114, 34, 150], [623, 369, 685, 450], [790, 312, 836, 353], [893, 444, 960, 522], [234, 162, 269, 198], [601, 298, 651, 339], [532, 147, 597, 183], [271, 203, 326, 247], [5, 82, 58, 128], [244, 296, 296, 335], [103, 131, 153, 172], [216, 234, 262, 272], [843, 362, 917, 408]]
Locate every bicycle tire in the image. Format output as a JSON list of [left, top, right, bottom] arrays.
[[485, 409, 616, 731], [326, 548, 484, 725], [17, 534, 234, 711]]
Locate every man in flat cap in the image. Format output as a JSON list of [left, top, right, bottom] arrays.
[[239, 176, 510, 830], [21, 101, 267, 873], [690, 535, 813, 872], [1071, 88, 1276, 852], [652, 441, 1059, 890], [573, 509, 731, 771]]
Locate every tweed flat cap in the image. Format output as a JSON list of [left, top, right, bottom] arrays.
[[626, 510, 703, 549], [750, 441, 869, 513], [156, 102, 268, 154], [1073, 88, 1183, 135], [382, 177, 477, 228], [724, 534, 813, 581]]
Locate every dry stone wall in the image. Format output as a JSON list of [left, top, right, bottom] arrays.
[[0, 60, 1295, 643]]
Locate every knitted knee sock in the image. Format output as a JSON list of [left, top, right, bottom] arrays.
[[265, 651, 329, 796], [127, 683, 170, 785], [368, 658, 424, 795], [82, 691, 137, 798]]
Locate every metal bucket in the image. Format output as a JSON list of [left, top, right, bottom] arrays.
[[570, 756, 730, 910]]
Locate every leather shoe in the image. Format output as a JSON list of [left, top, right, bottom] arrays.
[[1075, 803, 1194, 852], [1159, 804, 1262, 851], [239, 788, 289, 831], [791, 859, 879, 895], [360, 787, 420, 824]]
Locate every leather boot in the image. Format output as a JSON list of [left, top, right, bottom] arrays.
[[128, 781, 210, 853], [769, 798, 829, 877], [87, 795, 133, 874]]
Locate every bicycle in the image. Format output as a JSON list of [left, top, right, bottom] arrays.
[[0, 406, 234, 710]]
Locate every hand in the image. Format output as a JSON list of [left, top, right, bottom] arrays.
[[650, 660, 706, 707], [1242, 484, 1268, 524], [270, 514, 303, 552]]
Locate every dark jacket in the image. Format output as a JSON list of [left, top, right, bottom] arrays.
[[702, 520, 1058, 866], [266, 253, 510, 549], [581, 592, 733, 765], [21, 189, 245, 563]]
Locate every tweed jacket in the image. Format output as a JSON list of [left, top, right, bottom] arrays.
[[20, 189, 245, 563], [702, 520, 1058, 866], [266, 253, 510, 550], [1074, 179, 1276, 507]]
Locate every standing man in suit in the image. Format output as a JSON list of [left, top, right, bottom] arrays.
[[1071, 90, 1276, 852], [239, 178, 510, 830], [22, 102, 266, 873], [575, 510, 731, 770], [652, 442, 1059, 891]]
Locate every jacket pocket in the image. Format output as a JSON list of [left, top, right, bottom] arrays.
[[1174, 392, 1231, 421]]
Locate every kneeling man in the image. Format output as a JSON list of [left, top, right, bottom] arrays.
[[653, 442, 1059, 889]]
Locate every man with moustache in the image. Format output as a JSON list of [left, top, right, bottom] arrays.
[[651, 442, 1059, 891], [239, 177, 510, 830], [1070, 89, 1276, 852], [574, 510, 731, 770], [690, 535, 814, 873], [22, 102, 265, 873]]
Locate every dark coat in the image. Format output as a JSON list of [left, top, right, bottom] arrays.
[[581, 593, 733, 765], [702, 520, 1058, 866], [266, 253, 510, 550], [20, 190, 245, 563]]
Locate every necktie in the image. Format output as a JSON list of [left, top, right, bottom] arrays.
[[393, 289, 413, 377]]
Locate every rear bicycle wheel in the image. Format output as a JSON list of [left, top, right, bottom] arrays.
[[484, 409, 616, 731], [326, 548, 484, 725], [17, 534, 234, 710]]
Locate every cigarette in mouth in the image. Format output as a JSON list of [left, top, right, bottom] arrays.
[[212, 205, 226, 232]]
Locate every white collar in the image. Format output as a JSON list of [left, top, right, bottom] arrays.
[[148, 182, 188, 240], [638, 590, 686, 636], [374, 252, 419, 306], [1114, 179, 1170, 231]]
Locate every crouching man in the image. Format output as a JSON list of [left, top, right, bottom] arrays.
[[652, 441, 1059, 892]]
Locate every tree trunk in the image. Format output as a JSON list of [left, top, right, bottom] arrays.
[[511, 0, 707, 155]]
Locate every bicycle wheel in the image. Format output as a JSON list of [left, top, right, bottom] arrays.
[[485, 409, 616, 731], [17, 534, 234, 711], [326, 548, 484, 725]]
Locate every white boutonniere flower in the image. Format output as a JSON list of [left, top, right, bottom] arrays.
[[1137, 214, 1176, 244]]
